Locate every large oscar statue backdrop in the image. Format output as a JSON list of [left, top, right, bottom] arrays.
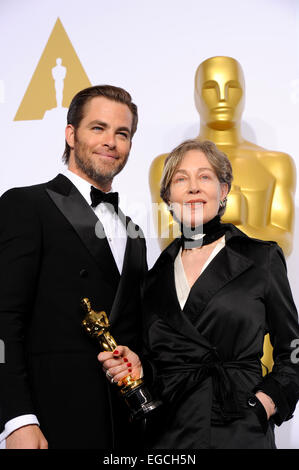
[[149, 56, 297, 372]]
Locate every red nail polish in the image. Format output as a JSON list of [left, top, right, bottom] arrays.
[[123, 358, 128, 362], [127, 363, 132, 367], [113, 350, 119, 355], [128, 369, 132, 373]]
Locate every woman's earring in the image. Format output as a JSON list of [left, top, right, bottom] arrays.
[[219, 198, 227, 208], [167, 202, 174, 212]]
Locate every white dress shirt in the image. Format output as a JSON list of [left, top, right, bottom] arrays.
[[65, 170, 128, 273], [174, 235, 226, 309], [0, 170, 128, 448]]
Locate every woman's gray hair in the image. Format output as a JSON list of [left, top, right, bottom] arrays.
[[160, 139, 233, 217]]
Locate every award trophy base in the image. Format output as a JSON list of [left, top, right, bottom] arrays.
[[119, 377, 161, 421]]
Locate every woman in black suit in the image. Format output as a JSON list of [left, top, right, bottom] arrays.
[[99, 139, 299, 449]]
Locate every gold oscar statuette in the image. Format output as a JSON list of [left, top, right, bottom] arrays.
[[81, 297, 161, 420]]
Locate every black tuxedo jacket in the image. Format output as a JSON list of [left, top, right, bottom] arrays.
[[142, 225, 299, 448], [0, 174, 147, 449]]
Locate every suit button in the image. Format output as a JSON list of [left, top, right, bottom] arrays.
[[80, 269, 88, 278]]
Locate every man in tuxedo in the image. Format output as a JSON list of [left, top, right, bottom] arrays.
[[0, 85, 147, 449]]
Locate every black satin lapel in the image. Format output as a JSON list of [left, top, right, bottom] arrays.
[[109, 211, 145, 325], [155, 257, 213, 350], [108, 211, 130, 325], [46, 179, 120, 285], [184, 245, 254, 326]]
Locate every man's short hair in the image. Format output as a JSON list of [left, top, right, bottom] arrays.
[[62, 85, 138, 163]]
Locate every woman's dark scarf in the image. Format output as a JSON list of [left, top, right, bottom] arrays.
[[181, 215, 229, 250]]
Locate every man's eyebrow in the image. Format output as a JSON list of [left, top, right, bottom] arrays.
[[88, 120, 107, 127], [88, 121, 131, 135]]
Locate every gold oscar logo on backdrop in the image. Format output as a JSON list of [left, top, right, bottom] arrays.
[[14, 17, 91, 121]]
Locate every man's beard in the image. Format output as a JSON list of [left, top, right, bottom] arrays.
[[74, 142, 129, 188]]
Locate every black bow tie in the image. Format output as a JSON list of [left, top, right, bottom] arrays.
[[90, 186, 119, 212]]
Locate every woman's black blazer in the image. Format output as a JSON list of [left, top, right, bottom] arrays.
[[142, 224, 299, 448]]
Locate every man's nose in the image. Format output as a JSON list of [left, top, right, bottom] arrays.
[[103, 131, 116, 148]]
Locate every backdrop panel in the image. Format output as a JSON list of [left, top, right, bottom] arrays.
[[0, 0, 298, 448]]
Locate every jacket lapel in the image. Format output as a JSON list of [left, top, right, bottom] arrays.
[[183, 243, 254, 326], [108, 211, 143, 325], [45, 174, 120, 286], [151, 239, 213, 349], [151, 227, 254, 347]]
